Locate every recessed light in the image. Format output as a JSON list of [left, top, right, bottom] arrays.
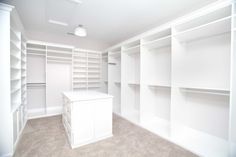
[[48, 20, 68, 26], [67, 0, 83, 4]]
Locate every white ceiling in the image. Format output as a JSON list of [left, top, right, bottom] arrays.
[[3, 0, 218, 50]]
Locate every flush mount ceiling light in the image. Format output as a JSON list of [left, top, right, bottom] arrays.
[[67, 25, 87, 37], [74, 25, 87, 37]]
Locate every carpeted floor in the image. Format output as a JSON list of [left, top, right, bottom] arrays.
[[14, 114, 198, 157]]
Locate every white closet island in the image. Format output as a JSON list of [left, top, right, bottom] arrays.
[[62, 91, 113, 148]]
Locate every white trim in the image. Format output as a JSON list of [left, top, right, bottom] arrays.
[[27, 107, 62, 119], [46, 106, 62, 115]]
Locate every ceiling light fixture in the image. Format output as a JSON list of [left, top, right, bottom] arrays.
[[74, 25, 87, 37]]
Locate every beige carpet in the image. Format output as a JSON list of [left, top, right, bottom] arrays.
[[14, 114, 198, 157]]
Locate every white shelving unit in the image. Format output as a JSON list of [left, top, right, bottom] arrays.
[[106, 1, 236, 157], [87, 51, 101, 90], [121, 40, 141, 123], [140, 28, 172, 138], [108, 48, 121, 114], [0, 5, 28, 156], [73, 49, 101, 91], [10, 25, 22, 150], [100, 52, 108, 93], [26, 43, 46, 118], [21, 35, 27, 127], [26, 43, 102, 118]]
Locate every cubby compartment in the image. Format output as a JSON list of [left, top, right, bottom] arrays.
[[171, 87, 230, 157], [122, 47, 140, 84], [27, 86, 46, 117], [140, 86, 171, 138], [122, 84, 140, 123], [141, 29, 171, 86], [172, 30, 231, 90]]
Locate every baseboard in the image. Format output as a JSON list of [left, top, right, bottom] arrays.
[[46, 106, 62, 115], [27, 108, 45, 119], [28, 106, 62, 119]]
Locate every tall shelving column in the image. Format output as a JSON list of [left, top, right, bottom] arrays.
[[140, 28, 172, 139], [87, 51, 101, 90], [46, 45, 72, 115], [21, 35, 27, 127], [121, 40, 141, 124], [73, 49, 88, 90], [171, 4, 231, 157], [229, 2, 236, 156], [100, 52, 108, 93], [10, 24, 22, 152], [108, 48, 121, 114], [26, 43, 46, 118]]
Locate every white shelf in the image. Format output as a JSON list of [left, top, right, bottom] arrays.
[[128, 82, 140, 85], [142, 35, 171, 50], [88, 71, 100, 73], [11, 88, 21, 94], [73, 81, 87, 83], [179, 87, 230, 96], [73, 71, 87, 73], [47, 49, 72, 55], [11, 66, 21, 70], [26, 47, 46, 52], [47, 55, 72, 60], [27, 53, 46, 57], [174, 16, 231, 42], [148, 84, 171, 88], [109, 51, 121, 57], [47, 59, 71, 64], [11, 102, 21, 113], [11, 78, 20, 81], [123, 45, 140, 54], [10, 28, 20, 42], [11, 53, 21, 61], [11, 41, 20, 51]]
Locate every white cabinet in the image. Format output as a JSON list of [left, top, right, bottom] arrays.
[[62, 91, 113, 148]]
